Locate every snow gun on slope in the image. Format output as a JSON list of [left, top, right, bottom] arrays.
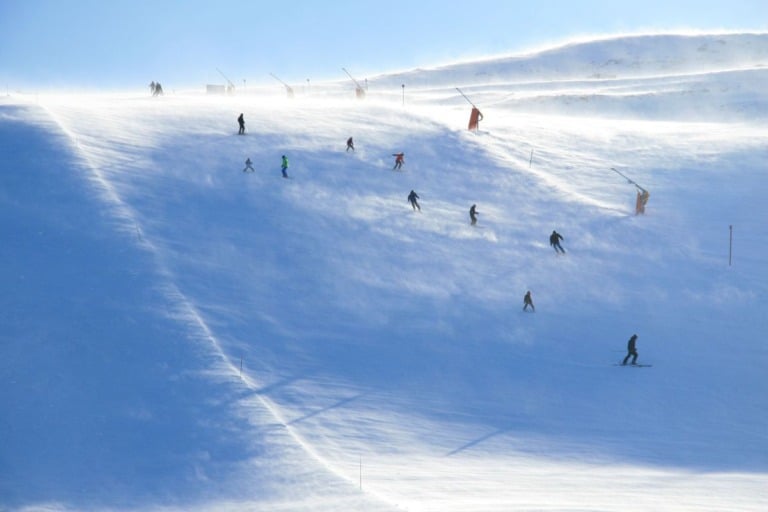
[[456, 87, 484, 131], [270, 73, 295, 98], [611, 167, 650, 215], [216, 68, 236, 95], [342, 68, 366, 99]]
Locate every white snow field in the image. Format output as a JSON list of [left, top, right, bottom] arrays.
[[2, 33, 767, 511]]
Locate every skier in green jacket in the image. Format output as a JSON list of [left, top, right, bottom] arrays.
[[281, 155, 289, 178]]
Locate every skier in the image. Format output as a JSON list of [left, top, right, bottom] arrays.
[[407, 190, 421, 211], [393, 152, 405, 170], [635, 186, 650, 215], [237, 113, 245, 135], [550, 230, 566, 254], [469, 204, 479, 226], [346, 137, 355, 152], [622, 334, 639, 365], [281, 155, 289, 178], [243, 158, 255, 172], [523, 291, 535, 312]]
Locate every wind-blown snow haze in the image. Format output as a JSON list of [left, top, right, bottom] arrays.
[[2, 33, 767, 512]]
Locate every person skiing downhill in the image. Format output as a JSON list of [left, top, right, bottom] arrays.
[[346, 137, 355, 152], [281, 155, 289, 178], [237, 113, 245, 135], [469, 204, 479, 225], [407, 190, 421, 211], [622, 334, 639, 365], [393, 152, 405, 170], [523, 291, 535, 312], [243, 158, 254, 172], [550, 230, 565, 254]]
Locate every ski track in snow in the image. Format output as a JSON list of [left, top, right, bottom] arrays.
[[31, 98, 400, 510]]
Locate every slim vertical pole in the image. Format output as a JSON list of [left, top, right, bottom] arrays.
[[529, 149, 534, 168], [401, 84, 405, 106], [729, 225, 733, 266], [239, 357, 243, 378]]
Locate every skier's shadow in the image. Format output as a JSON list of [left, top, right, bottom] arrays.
[[445, 426, 513, 456]]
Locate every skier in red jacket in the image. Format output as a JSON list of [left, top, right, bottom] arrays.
[[392, 152, 404, 170]]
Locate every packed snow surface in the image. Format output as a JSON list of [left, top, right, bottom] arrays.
[[2, 33, 767, 511]]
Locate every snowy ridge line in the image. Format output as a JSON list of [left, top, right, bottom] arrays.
[[36, 102, 399, 510]]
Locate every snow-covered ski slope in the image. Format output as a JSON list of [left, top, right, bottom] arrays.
[[2, 33, 767, 511]]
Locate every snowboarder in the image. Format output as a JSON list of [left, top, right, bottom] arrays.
[[635, 186, 650, 215], [407, 190, 421, 211], [550, 230, 566, 254], [237, 113, 245, 135], [346, 137, 355, 152], [393, 152, 405, 170], [622, 334, 639, 365], [469, 204, 479, 226], [281, 155, 289, 178], [243, 158, 255, 172], [523, 291, 535, 312]]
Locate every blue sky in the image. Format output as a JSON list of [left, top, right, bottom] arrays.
[[1, 0, 766, 90]]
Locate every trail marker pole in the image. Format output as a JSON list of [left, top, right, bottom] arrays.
[[729, 225, 733, 266], [239, 357, 243, 378], [529, 149, 534, 168], [402, 84, 405, 106]]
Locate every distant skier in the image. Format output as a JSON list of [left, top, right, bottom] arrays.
[[346, 137, 355, 152], [152, 82, 164, 96], [237, 113, 245, 135], [407, 190, 421, 211], [469, 204, 479, 226], [635, 186, 650, 215], [393, 152, 405, 170], [622, 334, 639, 365], [523, 291, 535, 312], [281, 155, 289, 178], [550, 230, 566, 254], [243, 158, 254, 172]]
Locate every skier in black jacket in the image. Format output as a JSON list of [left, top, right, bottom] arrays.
[[622, 334, 639, 365], [407, 190, 420, 211], [523, 290, 535, 312], [469, 204, 479, 225], [550, 230, 565, 253]]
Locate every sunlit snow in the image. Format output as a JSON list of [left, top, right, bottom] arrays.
[[2, 33, 767, 511]]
